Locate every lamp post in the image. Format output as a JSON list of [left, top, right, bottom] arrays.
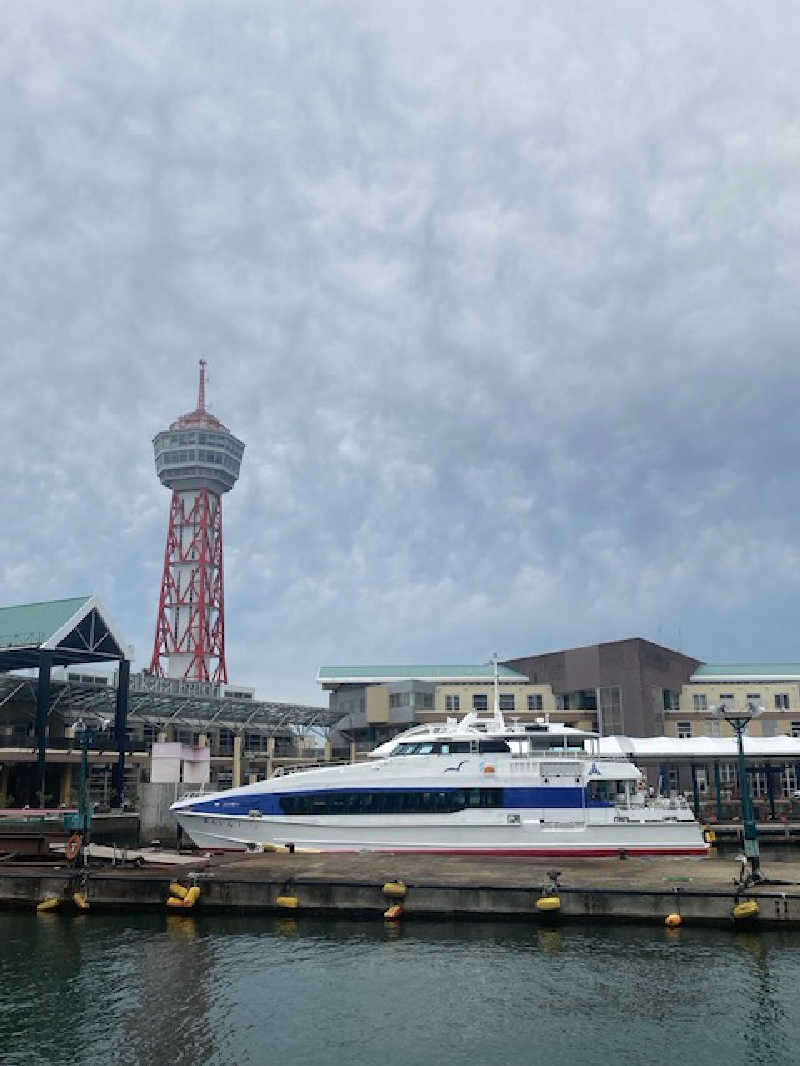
[[711, 701, 763, 882], [74, 716, 110, 847]]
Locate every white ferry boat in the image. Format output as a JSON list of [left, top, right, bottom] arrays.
[[171, 712, 709, 856]]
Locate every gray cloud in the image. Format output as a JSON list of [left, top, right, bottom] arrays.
[[2, 1, 800, 702]]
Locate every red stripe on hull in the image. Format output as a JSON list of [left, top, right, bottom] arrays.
[[199, 845, 709, 857]]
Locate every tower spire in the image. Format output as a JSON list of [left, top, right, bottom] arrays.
[[198, 358, 207, 412]]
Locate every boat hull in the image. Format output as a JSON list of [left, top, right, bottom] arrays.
[[174, 810, 709, 856]]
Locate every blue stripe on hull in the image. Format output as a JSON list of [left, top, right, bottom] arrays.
[[185, 785, 613, 817]]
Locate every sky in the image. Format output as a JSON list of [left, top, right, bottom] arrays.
[[3, 1, 800, 706]]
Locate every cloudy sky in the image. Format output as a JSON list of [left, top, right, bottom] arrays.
[[3, 1, 800, 705]]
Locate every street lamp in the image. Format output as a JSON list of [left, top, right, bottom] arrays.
[[73, 716, 111, 846], [711, 701, 763, 883]]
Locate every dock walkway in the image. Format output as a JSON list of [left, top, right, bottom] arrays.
[[3, 850, 800, 926]]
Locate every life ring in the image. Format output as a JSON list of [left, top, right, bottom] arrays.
[[65, 834, 83, 861]]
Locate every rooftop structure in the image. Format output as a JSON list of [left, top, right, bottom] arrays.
[[317, 664, 529, 686], [150, 360, 245, 683], [691, 663, 800, 682]]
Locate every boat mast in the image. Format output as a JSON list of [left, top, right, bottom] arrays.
[[493, 652, 502, 723]]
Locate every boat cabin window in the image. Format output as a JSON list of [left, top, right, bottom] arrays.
[[392, 740, 471, 755], [477, 739, 511, 753], [507, 738, 529, 756], [279, 787, 503, 815]]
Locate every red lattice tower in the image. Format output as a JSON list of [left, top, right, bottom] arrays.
[[150, 360, 245, 682]]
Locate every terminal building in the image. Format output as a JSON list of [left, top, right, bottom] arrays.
[[319, 638, 703, 749], [319, 644, 800, 818], [0, 596, 336, 814]]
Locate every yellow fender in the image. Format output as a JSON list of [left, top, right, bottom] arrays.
[[37, 897, 60, 913], [183, 886, 201, 908], [665, 913, 683, 928], [536, 895, 561, 912], [384, 904, 404, 920], [169, 882, 189, 899], [73, 891, 90, 911], [732, 900, 760, 921], [382, 881, 407, 899], [276, 895, 300, 909]]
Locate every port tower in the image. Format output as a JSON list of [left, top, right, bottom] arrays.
[[150, 360, 245, 682]]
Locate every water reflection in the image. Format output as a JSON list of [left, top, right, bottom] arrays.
[[736, 933, 788, 1065], [2, 914, 800, 1066], [166, 914, 200, 940], [536, 926, 563, 954], [276, 917, 300, 937]]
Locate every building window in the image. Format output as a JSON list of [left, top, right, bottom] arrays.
[[692, 694, 707, 711], [791, 721, 800, 738], [668, 768, 680, 793], [499, 694, 515, 712], [445, 695, 460, 712], [719, 762, 736, 786], [775, 693, 790, 710], [663, 690, 680, 711], [708, 720, 721, 737], [761, 719, 777, 738], [783, 766, 797, 798], [599, 687, 623, 736], [677, 721, 692, 739], [746, 693, 761, 703], [472, 693, 488, 712], [389, 692, 411, 709], [245, 733, 268, 752], [527, 694, 543, 712], [752, 772, 768, 799], [719, 693, 734, 706], [414, 692, 434, 710]]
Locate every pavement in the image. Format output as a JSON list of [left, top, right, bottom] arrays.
[[194, 850, 800, 894]]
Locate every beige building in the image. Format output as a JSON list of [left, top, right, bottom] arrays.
[[317, 665, 588, 753], [666, 664, 800, 740]]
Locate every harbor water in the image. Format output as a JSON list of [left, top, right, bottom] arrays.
[[1, 911, 798, 1066]]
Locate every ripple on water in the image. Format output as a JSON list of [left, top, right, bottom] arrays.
[[0, 914, 799, 1066]]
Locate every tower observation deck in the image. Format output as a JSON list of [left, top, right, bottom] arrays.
[[150, 360, 245, 683]]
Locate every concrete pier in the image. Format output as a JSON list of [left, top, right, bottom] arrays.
[[3, 851, 800, 926]]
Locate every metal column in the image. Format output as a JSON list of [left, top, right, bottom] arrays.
[[714, 760, 723, 822], [112, 658, 130, 808], [35, 651, 53, 808], [690, 764, 700, 818], [766, 763, 776, 820]]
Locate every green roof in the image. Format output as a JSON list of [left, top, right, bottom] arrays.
[[0, 597, 91, 650], [0, 596, 130, 670], [318, 665, 530, 683], [692, 663, 800, 679]]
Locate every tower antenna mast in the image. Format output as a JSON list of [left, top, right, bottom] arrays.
[[198, 358, 207, 412]]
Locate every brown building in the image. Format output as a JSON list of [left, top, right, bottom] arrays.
[[504, 638, 701, 737]]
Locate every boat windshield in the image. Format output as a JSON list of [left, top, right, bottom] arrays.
[[392, 741, 472, 755]]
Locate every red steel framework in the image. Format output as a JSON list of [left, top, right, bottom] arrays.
[[150, 487, 227, 683], [150, 360, 240, 683]]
